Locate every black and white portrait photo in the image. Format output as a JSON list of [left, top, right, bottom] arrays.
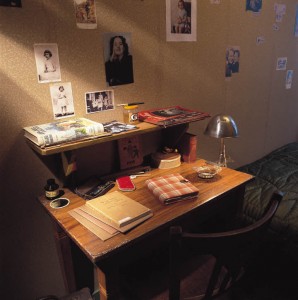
[[34, 43, 61, 83], [85, 90, 115, 113], [50, 82, 75, 119], [104, 33, 134, 87], [166, 0, 197, 42]]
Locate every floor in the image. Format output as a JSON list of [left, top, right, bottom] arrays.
[[118, 238, 298, 300], [228, 242, 298, 300]]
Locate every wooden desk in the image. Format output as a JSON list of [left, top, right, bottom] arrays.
[[38, 159, 253, 300]]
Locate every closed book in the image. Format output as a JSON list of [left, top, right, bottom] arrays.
[[146, 173, 199, 205], [117, 136, 143, 170], [177, 133, 197, 163], [24, 118, 110, 147], [85, 191, 152, 228]]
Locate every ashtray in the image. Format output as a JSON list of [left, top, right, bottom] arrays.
[[193, 165, 222, 179], [50, 198, 70, 209]]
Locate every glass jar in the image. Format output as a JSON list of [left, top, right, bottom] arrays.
[[44, 178, 59, 200], [123, 105, 139, 124]]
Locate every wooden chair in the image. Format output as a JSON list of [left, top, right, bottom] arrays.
[[120, 191, 283, 300]]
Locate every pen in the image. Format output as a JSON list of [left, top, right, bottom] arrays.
[[117, 102, 145, 107]]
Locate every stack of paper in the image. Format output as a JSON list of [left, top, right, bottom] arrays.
[[69, 191, 153, 241]]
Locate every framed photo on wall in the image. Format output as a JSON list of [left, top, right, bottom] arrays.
[[166, 0, 197, 42]]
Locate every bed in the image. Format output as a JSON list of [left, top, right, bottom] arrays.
[[237, 142, 298, 261]]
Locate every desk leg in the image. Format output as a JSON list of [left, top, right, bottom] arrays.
[[94, 264, 120, 300], [52, 222, 77, 293]]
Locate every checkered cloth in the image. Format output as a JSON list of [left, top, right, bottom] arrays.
[[146, 173, 199, 204]]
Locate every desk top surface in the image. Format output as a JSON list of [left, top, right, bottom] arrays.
[[38, 159, 253, 263]]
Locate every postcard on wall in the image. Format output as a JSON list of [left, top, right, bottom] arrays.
[[50, 82, 75, 119], [225, 46, 240, 78], [34, 43, 61, 84], [274, 3, 286, 23], [74, 0, 97, 29], [256, 36, 265, 45], [276, 57, 287, 71], [294, 5, 298, 37], [272, 23, 280, 31], [166, 0, 197, 42], [103, 32, 134, 87], [246, 0, 262, 13], [85, 90, 115, 114], [285, 70, 293, 89], [0, 0, 22, 7]]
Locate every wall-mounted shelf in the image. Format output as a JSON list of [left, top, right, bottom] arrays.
[[26, 122, 162, 156]]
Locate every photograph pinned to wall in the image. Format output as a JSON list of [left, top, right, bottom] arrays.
[[0, 0, 21, 7], [225, 46, 240, 78], [34, 43, 61, 83], [166, 0, 197, 42], [294, 5, 298, 37], [50, 82, 75, 119], [274, 3, 286, 23], [85, 90, 115, 113], [276, 57, 287, 71], [73, 0, 97, 29], [103, 32, 134, 87], [285, 70, 293, 89], [272, 23, 280, 31], [246, 0, 262, 13], [256, 36, 265, 45]]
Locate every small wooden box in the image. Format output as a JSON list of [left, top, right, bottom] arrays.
[[151, 152, 181, 169]]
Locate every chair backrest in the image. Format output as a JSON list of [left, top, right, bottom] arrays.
[[169, 191, 283, 300]]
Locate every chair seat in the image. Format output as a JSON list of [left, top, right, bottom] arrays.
[[120, 192, 282, 300]]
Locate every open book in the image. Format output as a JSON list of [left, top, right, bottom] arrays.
[[23, 118, 110, 147]]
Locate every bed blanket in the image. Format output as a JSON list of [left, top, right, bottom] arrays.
[[238, 142, 298, 259]]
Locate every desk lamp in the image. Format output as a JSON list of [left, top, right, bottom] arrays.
[[204, 114, 238, 167]]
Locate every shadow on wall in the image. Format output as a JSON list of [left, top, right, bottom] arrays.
[[1, 133, 66, 299]]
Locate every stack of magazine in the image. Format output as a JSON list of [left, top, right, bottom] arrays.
[[23, 118, 138, 148], [138, 106, 210, 127], [23, 118, 110, 147]]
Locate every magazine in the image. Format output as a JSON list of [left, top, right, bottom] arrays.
[[103, 120, 138, 134], [24, 118, 110, 147], [138, 106, 210, 127]]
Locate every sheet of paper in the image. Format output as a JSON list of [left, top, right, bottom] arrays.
[[69, 209, 119, 241]]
